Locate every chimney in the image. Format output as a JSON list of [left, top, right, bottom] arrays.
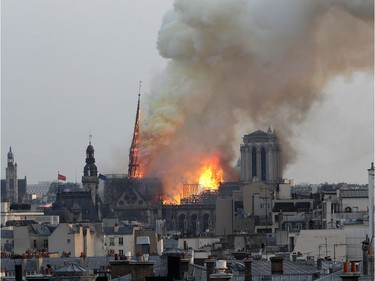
[[339, 272, 361, 281], [270, 256, 284, 275], [109, 259, 155, 280], [205, 258, 216, 281], [362, 238, 369, 275], [210, 260, 232, 281], [243, 256, 253, 281], [180, 253, 190, 277], [167, 255, 182, 280]]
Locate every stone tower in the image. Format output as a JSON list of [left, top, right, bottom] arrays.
[[82, 142, 99, 205], [240, 128, 281, 184], [6, 147, 19, 203]]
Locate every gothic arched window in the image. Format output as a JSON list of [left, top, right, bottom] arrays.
[[252, 147, 257, 177], [261, 147, 267, 181]]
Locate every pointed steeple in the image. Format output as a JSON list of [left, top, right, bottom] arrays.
[[128, 82, 141, 179], [267, 126, 272, 134], [7, 147, 14, 167], [84, 141, 97, 177]]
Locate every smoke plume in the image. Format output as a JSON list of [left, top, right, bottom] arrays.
[[140, 0, 373, 199]]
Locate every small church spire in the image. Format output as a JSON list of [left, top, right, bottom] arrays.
[[267, 126, 272, 134]]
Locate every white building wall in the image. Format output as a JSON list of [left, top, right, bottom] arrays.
[[292, 229, 346, 261], [48, 223, 83, 257], [215, 198, 233, 235], [105, 234, 134, 256], [93, 224, 106, 257], [345, 225, 369, 260], [13, 226, 30, 254], [1, 211, 44, 226], [341, 198, 368, 212], [277, 183, 291, 199]]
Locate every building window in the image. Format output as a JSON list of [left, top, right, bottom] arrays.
[[109, 237, 114, 246], [261, 147, 266, 181], [252, 147, 257, 177], [33, 240, 37, 249], [67, 239, 71, 243], [43, 239, 48, 249], [119, 250, 124, 256], [119, 237, 123, 245]]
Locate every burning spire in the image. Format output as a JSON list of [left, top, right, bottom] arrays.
[[128, 81, 142, 179]]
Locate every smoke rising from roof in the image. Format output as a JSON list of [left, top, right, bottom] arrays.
[[140, 0, 373, 196]]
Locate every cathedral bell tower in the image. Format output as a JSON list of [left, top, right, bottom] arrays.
[[82, 142, 99, 205], [6, 147, 18, 204], [240, 128, 281, 184]]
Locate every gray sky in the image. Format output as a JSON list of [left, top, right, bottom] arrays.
[[1, 0, 373, 185]]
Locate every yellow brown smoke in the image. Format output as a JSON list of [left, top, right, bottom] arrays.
[[139, 0, 374, 198]]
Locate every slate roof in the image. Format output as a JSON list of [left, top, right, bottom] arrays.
[[246, 130, 269, 137], [341, 189, 368, 198], [0, 256, 115, 273], [29, 224, 54, 236], [242, 130, 278, 144], [55, 262, 88, 272], [103, 225, 133, 235]]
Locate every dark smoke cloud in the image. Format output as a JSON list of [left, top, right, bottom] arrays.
[[140, 0, 374, 197]]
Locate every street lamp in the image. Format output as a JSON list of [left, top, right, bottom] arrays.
[[12, 254, 23, 281]]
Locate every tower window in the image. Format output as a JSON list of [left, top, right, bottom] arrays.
[[252, 147, 257, 177], [261, 147, 266, 181]]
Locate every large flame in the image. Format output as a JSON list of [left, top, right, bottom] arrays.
[[199, 164, 223, 190], [197, 156, 223, 190]]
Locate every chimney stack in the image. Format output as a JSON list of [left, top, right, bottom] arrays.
[[205, 258, 216, 281], [270, 256, 284, 275], [243, 256, 253, 281], [362, 238, 369, 275], [209, 260, 232, 281]]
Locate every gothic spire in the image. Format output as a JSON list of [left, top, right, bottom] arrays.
[[128, 82, 141, 179]]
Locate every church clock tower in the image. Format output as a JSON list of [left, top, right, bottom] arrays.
[[82, 142, 99, 205], [6, 147, 18, 204]]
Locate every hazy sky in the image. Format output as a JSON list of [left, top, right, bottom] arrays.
[[1, 0, 374, 185]]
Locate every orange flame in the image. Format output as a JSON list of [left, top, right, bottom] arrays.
[[198, 160, 223, 190]]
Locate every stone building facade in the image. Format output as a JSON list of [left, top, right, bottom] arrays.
[[240, 128, 281, 184]]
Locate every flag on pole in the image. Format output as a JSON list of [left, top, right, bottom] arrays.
[[98, 174, 107, 180], [58, 173, 66, 181]]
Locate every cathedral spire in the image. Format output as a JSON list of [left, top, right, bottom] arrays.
[[7, 147, 14, 167], [128, 81, 141, 179]]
